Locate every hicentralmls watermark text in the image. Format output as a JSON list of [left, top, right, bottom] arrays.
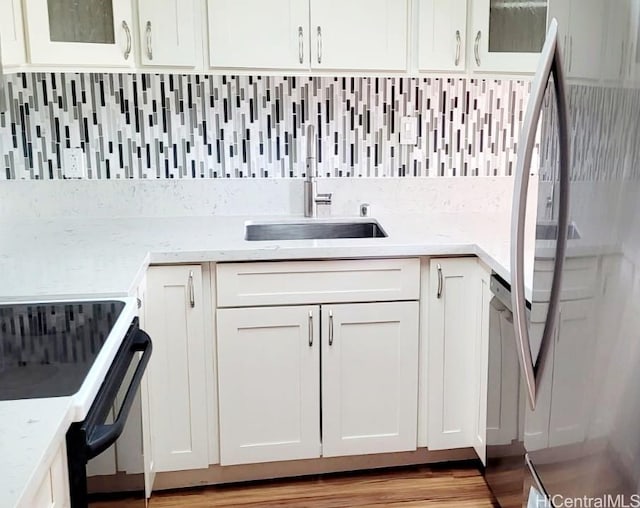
[[536, 495, 640, 508]]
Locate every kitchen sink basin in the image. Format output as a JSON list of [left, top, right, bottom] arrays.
[[536, 222, 581, 240], [245, 220, 387, 241]]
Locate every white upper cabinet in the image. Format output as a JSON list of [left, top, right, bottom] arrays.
[[555, 0, 605, 80], [601, 0, 630, 81], [321, 302, 419, 457], [207, 0, 310, 70], [138, 0, 198, 67], [24, 0, 135, 67], [309, 0, 408, 71], [417, 0, 467, 72], [471, 0, 548, 73], [0, 0, 27, 66], [629, 0, 640, 81]]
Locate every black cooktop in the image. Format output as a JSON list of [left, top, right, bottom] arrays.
[[0, 300, 125, 401]]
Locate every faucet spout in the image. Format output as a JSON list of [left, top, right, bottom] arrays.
[[304, 125, 316, 217]]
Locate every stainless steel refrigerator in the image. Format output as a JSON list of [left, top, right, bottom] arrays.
[[485, 1, 640, 506]]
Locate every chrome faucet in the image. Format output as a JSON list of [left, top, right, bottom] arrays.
[[304, 125, 332, 217]]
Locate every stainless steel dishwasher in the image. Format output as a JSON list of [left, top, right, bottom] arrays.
[[484, 275, 528, 507]]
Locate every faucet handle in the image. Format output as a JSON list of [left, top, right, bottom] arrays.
[[360, 203, 371, 217], [315, 193, 332, 205]]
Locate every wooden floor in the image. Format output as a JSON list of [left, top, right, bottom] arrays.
[[145, 463, 497, 507]]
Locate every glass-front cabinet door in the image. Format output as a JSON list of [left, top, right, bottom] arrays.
[[471, 0, 548, 73], [24, 0, 134, 67]]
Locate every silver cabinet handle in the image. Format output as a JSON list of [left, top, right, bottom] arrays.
[[436, 263, 443, 299], [511, 19, 570, 411], [188, 270, 195, 308], [298, 26, 304, 64], [568, 36, 573, 72], [137, 297, 142, 309], [308, 310, 313, 347], [474, 30, 481, 67], [145, 21, 153, 61], [455, 30, 461, 67], [122, 20, 132, 60], [328, 310, 334, 345], [317, 26, 322, 64], [620, 41, 625, 78]]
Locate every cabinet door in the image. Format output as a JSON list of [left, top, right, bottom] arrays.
[[629, 0, 640, 81], [322, 301, 419, 457], [29, 441, 70, 508], [417, 0, 466, 72], [137, 278, 156, 498], [0, 0, 27, 66], [565, 0, 606, 80], [473, 266, 491, 465], [601, 0, 630, 81], [548, 300, 594, 447], [486, 304, 521, 446], [217, 305, 321, 465], [208, 0, 309, 69], [138, 0, 197, 67], [310, 0, 408, 71], [145, 265, 209, 472], [427, 258, 478, 450], [471, 0, 548, 73], [24, 0, 135, 67]]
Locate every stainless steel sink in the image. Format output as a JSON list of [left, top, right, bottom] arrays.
[[536, 222, 581, 240], [245, 220, 387, 241]]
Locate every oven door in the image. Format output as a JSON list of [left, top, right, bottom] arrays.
[[66, 318, 152, 508]]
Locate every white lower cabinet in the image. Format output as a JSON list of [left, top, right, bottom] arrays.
[[29, 441, 70, 508], [525, 299, 595, 451], [216, 300, 420, 465], [145, 265, 209, 472], [473, 264, 491, 465], [548, 299, 594, 447], [215, 259, 420, 466], [321, 302, 419, 457], [216, 305, 321, 466], [427, 258, 480, 450]]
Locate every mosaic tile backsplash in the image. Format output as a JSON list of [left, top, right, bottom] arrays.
[[0, 74, 531, 180], [539, 84, 640, 182]]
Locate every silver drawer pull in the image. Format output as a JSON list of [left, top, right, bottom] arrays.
[[188, 270, 195, 308], [145, 21, 153, 60], [308, 311, 313, 347], [474, 30, 481, 67], [328, 310, 334, 345], [122, 20, 132, 60], [298, 26, 304, 64], [437, 263, 443, 298], [317, 26, 322, 64], [455, 30, 461, 66]]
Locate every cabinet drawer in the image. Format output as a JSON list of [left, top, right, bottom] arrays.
[[217, 258, 420, 307], [532, 256, 598, 302]]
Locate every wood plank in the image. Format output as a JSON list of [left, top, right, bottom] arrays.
[[147, 463, 496, 507]]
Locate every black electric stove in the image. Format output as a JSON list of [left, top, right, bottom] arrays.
[[0, 300, 126, 401]]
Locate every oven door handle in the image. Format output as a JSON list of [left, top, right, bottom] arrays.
[[86, 329, 152, 459]]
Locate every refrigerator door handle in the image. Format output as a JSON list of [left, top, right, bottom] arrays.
[[511, 18, 571, 411]]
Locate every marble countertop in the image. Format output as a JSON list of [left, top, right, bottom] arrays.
[[0, 211, 533, 301], [0, 209, 532, 508]]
